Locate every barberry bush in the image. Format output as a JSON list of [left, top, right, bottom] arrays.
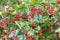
[[0, 0, 60, 40]]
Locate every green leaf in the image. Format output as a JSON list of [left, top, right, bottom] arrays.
[[9, 29, 20, 38], [50, 16, 57, 25], [55, 27, 60, 32], [34, 26, 40, 33], [18, 34, 26, 40], [8, 23, 18, 29]]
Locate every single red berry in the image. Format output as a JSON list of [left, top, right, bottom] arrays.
[[30, 22, 36, 28], [10, 18, 14, 23], [45, 2, 50, 7], [58, 9, 60, 14], [6, 7, 11, 13], [37, 9, 44, 16], [30, 6, 37, 14], [12, 35, 18, 40], [47, 9, 56, 15], [2, 38, 5, 40], [15, 13, 20, 21], [24, 30, 28, 35], [58, 9, 60, 12], [39, 29, 43, 36], [56, 0, 60, 4], [26, 34, 32, 40], [1, 18, 8, 29], [23, 13, 29, 20]]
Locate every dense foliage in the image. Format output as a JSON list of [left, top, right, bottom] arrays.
[[0, 0, 60, 40]]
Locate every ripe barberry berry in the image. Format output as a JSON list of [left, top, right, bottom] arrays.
[[15, 13, 20, 21], [24, 30, 28, 35], [2, 38, 5, 40], [30, 6, 37, 14], [56, 0, 60, 4], [1, 18, 8, 30], [47, 9, 56, 15], [23, 13, 28, 20], [12, 35, 18, 40], [10, 18, 14, 23], [37, 9, 44, 16], [30, 22, 36, 28], [39, 29, 43, 36]]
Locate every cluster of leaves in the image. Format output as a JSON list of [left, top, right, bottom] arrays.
[[0, 0, 60, 40]]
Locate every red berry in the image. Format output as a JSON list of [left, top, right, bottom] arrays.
[[1, 18, 8, 29], [45, 2, 50, 7], [2, 18, 7, 25], [30, 6, 37, 14], [10, 18, 14, 23], [12, 35, 18, 40], [15, 13, 20, 21], [37, 9, 44, 16], [39, 29, 43, 36], [23, 13, 29, 20], [58, 9, 60, 12], [6, 7, 11, 13], [24, 30, 28, 35], [58, 9, 60, 14], [26, 34, 32, 40], [2, 38, 5, 40], [30, 22, 36, 28], [47, 9, 56, 15], [48, 22, 51, 27], [56, 0, 60, 4]]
